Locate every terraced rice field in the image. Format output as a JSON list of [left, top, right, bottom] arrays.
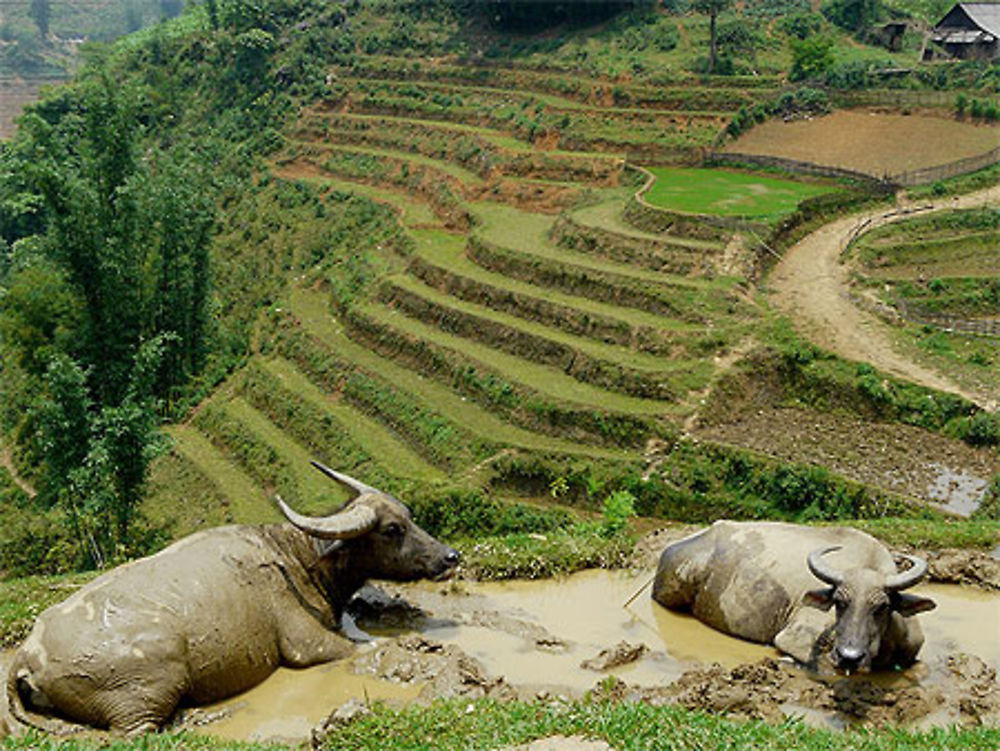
[[642, 167, 833, 220], [146, 58, 871, 520], [724, 110, 1000, 177]]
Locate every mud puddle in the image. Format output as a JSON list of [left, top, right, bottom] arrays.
[[180, 570, 998, 742], [178, 657, 419, 743], [926, 464, 988, 516]]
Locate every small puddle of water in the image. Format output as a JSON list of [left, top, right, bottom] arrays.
[[191, 657, 419, 742], [926, 463, 988, 517]]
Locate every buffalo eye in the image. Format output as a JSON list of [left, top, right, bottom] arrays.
[[873, 601, 889, 616], [383, 522, 404, 538]]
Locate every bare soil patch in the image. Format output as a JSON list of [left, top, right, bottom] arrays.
[[725, 111, 1000, 177], [693, 406, 1000, 512]]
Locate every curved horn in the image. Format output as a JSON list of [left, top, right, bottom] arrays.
[[276, 495, 378, 540], [310, 461, 378, 496], [885, 554, 928, 592], [807, 546, 845, 586]]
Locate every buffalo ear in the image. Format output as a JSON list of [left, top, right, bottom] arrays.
[[802, 587, 835, 611], [892, 592, 936, 617]]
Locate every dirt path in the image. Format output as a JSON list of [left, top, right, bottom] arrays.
[[768, 185, 1000, 411], [0, 446, 36, 499]]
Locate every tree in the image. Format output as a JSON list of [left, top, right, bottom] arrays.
[[693, 0, 733, 74], [29, 0, 50, 39], [789, 35, 835, 81], [2, 77, 216, 565]]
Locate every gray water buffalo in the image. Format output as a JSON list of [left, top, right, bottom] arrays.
[[6, 462, 459, 735], [652, 521, 935, 672]]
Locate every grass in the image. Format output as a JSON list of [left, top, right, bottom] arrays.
[[6, 700, 1000, 750], [220, 397, 352, 515], [410, 228, 708, 335], [318, 142, 485, 187], [358, 302, 676, 417], [0, 572, 96, 648], [287, 286, 632, 460], [315, 698, 1000, 751], [571, 194, 725, 251], [384, 273, 698, 376], [257, 357, 447, 485], [167, 425, 274, 524], [642, 167, 833, 220], [472, 201, 726, 292], [271, 169, 440, 228]]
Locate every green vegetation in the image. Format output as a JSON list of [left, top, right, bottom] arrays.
[[1, 3, 999, 747], [851, 208, 1000, 402], [642, 167, 833, 220], [315, 698, 1000, 751]]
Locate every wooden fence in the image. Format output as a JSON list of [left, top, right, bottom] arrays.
[[896, 300, 1000, 339], [890, 147, 1000, 187]]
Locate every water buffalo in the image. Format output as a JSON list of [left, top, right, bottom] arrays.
[[652, 521, 935, 672], [6, 462, 459, 735]]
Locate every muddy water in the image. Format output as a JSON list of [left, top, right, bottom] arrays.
[[401, 569, 773, 692], [182, 659, 419, 742], [926, 464, 988, 516], [915, 583, 1000, 671], [181, 570, 999, 742]]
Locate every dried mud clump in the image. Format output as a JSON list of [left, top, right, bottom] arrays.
[[633, 654, 1000, 728], [581, 641, 648, 671], [351, 635, 516, 702]]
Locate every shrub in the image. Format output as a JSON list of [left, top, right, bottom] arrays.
[[789, 35, 835, 82]]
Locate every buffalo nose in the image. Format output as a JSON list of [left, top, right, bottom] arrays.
[[835, 646, 864, 671], [445, 548, 460, 567]]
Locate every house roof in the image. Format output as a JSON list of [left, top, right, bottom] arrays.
[[936, 3, 1000, 36]]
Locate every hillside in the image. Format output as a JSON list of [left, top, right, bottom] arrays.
[[136, 53, 999, 542]]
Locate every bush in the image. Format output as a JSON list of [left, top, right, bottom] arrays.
[[949, 411, 1000, 448], [972, 475, 1000, 520], [780, 11, 824, 38], [789, 35, 835, 82]]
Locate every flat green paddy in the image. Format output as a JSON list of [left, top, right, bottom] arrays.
[[642, 167, 832, 220]]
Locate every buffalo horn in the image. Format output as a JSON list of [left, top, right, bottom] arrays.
[[310, 460, 379, 496], [885, 554, 928, 591], [807, 546, 845, 586], [276, 495, 378, 540]]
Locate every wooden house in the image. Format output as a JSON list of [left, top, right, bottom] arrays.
[[926, 2, 1000, 59]]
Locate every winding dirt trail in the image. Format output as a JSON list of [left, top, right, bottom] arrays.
[[768, 185, 1000, 411], [0, 445, 36, 498]]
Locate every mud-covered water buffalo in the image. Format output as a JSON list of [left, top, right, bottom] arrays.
[[652, 521, 935, 672], [6, 462, 459, 735]]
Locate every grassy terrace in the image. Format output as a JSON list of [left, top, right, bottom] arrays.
[[357, 301, 678, 417], [167, 425, 273, 523], [389, 276, 704, 373], [307, 111, 625, 163], [270, 169, 440, 227], [643, 167, 834, 220], [571, 194, 726, 251], [288, 286, 634, 460], [302, 141, 486, 187], [409, 228, 704, 335], [472, 201, 714, 288], [256, 357, 447, 485]]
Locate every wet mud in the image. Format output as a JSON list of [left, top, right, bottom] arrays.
[[174, 567, 1000, 742], [5, 565, 997, 744]]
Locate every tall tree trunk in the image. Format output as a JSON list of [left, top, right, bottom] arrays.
[[709, 11, 718, 73]]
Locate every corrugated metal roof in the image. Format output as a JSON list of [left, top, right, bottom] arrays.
[[952, 3, 1000, 36], [933, 28, 996, 42]]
